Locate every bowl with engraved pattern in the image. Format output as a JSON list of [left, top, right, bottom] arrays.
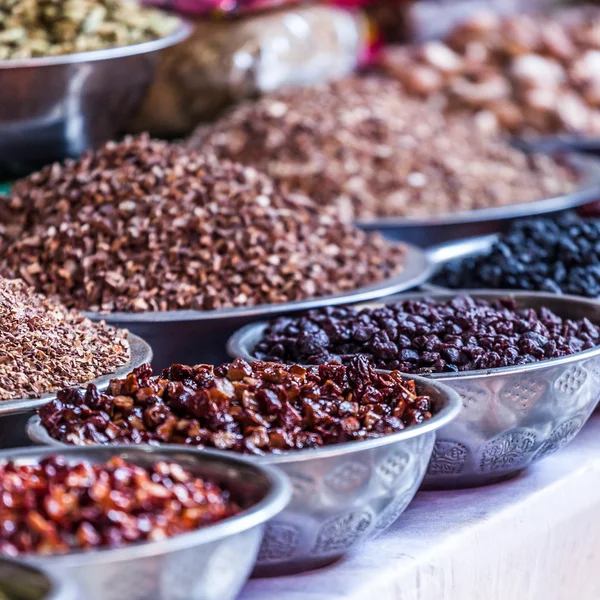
[[227, 290, 600, 489]]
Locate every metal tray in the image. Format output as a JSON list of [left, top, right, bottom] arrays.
[[226, 290, 600, 489], [27, 377, 461, 577], [0, 332, 152, 449], [426, 233, 498, 270], [0, 445, 291, 600], [0, 23, 192, 175], [85, 242, 432, 371], [356, 152, 600, 247]]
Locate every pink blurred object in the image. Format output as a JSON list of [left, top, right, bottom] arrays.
[[142, 0, 299, 16], [141, 0, 407, 17]]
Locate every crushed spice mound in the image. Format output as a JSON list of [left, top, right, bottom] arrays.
[[0, 134, 405, 313], [188, 75, 577, 221], [0, 277, 129, 400]]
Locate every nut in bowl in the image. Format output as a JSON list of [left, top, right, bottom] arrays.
[[227, 291, 600, 488], [27, 359, 461, 575], [0, 446, 290, 600]]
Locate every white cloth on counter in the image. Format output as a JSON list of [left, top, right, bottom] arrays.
[[241, 413, 600, 600]]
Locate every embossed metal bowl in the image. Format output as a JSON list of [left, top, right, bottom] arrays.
[[27, 378, 461, 576], [0, 332, 152, 449], [0, 23, 192, 174], [0, 557, 76, 600], [0, 445, 291, 600], [227, 290, 600, 489]]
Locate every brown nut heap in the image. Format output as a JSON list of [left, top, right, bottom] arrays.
[[380, 7, 600, 136], [0, 276, 129, 400], [0, 455, 239, 556], [189, 76, 576, 220], [0, 134, 404, 313], [38, 358, 433, 454]]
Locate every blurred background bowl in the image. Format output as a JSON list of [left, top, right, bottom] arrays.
[[356, 152, 600, 247], [227, 290, 600, 488], [0, 445, 291, 600], [0, 22, 192, 175], [28, 376, 462, 576]]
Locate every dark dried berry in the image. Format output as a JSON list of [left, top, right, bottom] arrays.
[[255, 295, 600, 373], [435, 214, 600, 298]]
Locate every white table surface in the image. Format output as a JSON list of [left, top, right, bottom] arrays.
[[241, 413, 600, 600]]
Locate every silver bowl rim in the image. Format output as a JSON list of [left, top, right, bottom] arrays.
[[0, 556, 77, 600], [81, 242, 431, 324], [355, 152, 600, 229], [0, 444, 292, 566], [0, 332, 152, 416], [27, 373, 462, 464], [226, 289, 600, 382], [0, 21, 193, 70]]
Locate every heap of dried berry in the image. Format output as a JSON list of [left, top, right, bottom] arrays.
[[435, 214, 600, 296], [188, 75, 577, 221], [0, 134, 404, 313], [38, 358, 433, 452], [0, 455, 239, 556], [0, 276, 129, 400], [380, 7, 600, 136], [254, 296, 600, 373]]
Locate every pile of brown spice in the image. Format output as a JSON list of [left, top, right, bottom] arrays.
[[0, 277, 129, 400], [0, 134, 405, 313], [380, 7, 600, 136], [187, 75, 577, 221]]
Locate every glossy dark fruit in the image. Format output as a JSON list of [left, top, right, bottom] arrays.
[[255, 295, 600, 373]]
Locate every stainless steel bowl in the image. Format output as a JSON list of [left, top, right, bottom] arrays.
[[356, 152, 600, 247], [0, 332, 152, 449], [0, 445, 291, 600], [0, 23, 192, 175], [227, 290, 600, 488], [27, 378, 461, 576], [0, 557, 76, 600], [84, 242, 432, 371]]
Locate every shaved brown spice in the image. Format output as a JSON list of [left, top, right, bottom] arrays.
[[39, 358, 433, 453], [0, 456, 239, 556], [188, 76, 577, 221], [0, 134, 404, 313], [0, 277, 129, 400]]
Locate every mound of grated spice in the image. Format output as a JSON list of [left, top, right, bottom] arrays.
[[38, 357, 433, 453], [188, 75, 577, 221], [0, 455, 239, 556], [0, 277, 129, 400], [0, 134, 405, 313]]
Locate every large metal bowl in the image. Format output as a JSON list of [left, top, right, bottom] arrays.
[[227, 290, 600, 488], [84, 242, 431, 371], [0, 23, 192, 175], [0, 332, 152, 449], [0, 557, 76, 600], [0, 445, 291, 600], [27, 377, 462, 576], [356, 152, 600, 247]]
